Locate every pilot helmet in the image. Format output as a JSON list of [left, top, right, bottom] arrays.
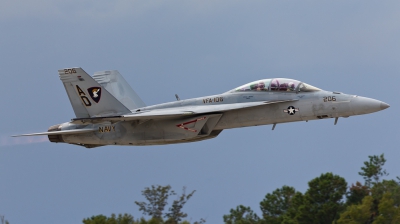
[[288, 82, 295, 91]]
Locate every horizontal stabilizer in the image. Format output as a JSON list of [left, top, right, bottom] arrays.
[[12, 128, 97, 137]]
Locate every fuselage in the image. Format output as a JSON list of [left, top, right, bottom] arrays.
[[55, 89, 388, 147], [138, 90, 387, 129], [15, 71, 388, 148]]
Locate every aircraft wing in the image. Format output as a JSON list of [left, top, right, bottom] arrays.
[[71, 99, 297, 123], [12, 128, 97, 137], [125, 100, 295, 118]]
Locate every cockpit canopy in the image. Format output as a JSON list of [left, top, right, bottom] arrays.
[[229, 78, 321, 93]]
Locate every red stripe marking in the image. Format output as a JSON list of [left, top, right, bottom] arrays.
[[176, 117, 206, 132]]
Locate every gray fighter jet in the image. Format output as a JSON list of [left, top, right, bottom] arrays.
[[14, 68, 390, 147]]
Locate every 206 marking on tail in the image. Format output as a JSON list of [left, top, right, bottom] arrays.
[[64, 68, 77, 74]]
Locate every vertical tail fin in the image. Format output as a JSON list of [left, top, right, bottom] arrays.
[[59, 67, 131, 118], [92, 70, 146, 110]]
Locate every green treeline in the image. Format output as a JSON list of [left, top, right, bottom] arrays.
[[82, 154, 400, 224], [83, 186, 205, 224], [223, 154, 400, 224]]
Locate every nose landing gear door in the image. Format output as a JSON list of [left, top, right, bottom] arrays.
[[332, 99, 350, 117]]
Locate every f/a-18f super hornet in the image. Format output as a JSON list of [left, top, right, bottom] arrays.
[[14, 68, 390, 147]]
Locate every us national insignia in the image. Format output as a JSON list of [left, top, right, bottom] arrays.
[[284, 106, 299, 115], [87, 87, 102, 103]]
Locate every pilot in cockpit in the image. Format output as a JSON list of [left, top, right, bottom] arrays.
[[250, 81, 266, 91], [288, 82, 296, 91]]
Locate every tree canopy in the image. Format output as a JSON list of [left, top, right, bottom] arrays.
[[83, 154, 400, 224], [358, 154, 388, 187], [83, 185, 203, 224], [224, 154, 400, 224]]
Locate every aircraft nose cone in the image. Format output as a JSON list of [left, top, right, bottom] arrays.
[[380, 102, 390, 110], [350, 96, 389, 115]]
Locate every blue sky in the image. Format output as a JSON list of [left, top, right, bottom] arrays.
[[0, 1, 399, 223]]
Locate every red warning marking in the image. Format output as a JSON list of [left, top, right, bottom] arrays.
[[176, 117, 207, 132]]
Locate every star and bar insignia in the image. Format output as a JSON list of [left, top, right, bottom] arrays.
[[284, 106, 299, 115]]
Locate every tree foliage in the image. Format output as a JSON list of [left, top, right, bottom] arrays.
[[82, 213, 138, 224], [337, 196, 374, 224], [223, 205, 260, 224], [338, 192, 400, 224], [0, 215, 9, 224], [359, 154, 388, 187], [338, 154, 400, 223], [296, 173, 347, 224], [346, 181, 370, 205], [371, 180, 400, 206], [225, 154, 399, 224], [374, 192, 400, 224], [259, 185, 299, 224], [134, 185, 202, 224], [135, 185, 176, 220], [165, 187, 196, 223], [84, 185, 202, 224], [83, 154, 400, 224]]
